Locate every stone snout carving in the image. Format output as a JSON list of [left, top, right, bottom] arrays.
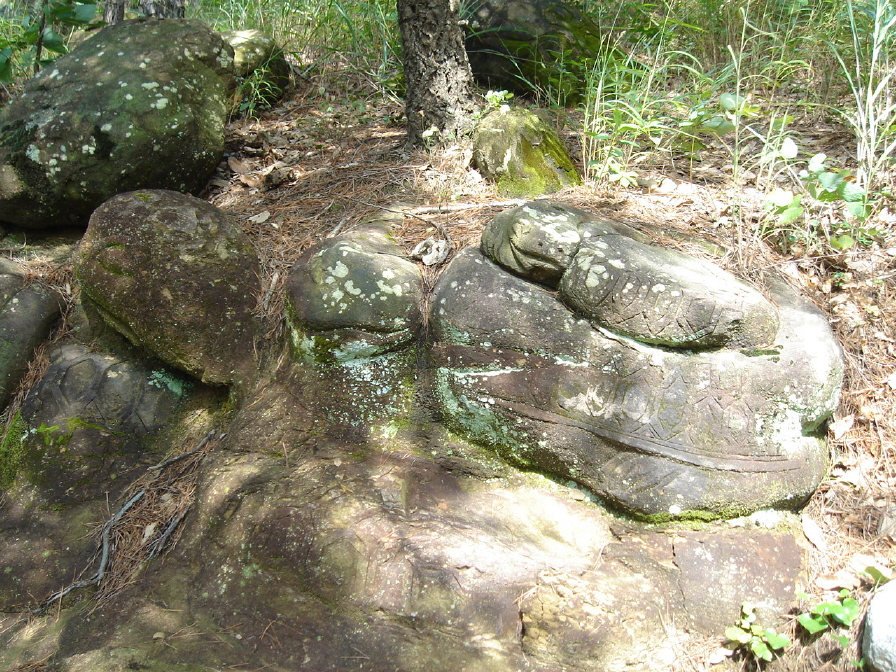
[[286, 201, 844, 520]]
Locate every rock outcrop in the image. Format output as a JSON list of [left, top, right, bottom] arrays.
[[0, 18, 234, 228], [0, 200, 846, 671]]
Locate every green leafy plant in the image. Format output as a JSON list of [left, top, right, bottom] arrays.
[[830, 0, 896, 193], [725, 602, 791, 662], [797, 589, 861, 648], [763, 152, 878, 253], [0, 0, 98, 84]]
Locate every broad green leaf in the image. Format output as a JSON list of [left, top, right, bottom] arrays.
[[861, 565, 892, 584], [808, 153, 827, 173], [772, 114, 795, 130], [0, 51, 13, 85], [818, 170, 847, 192], [725, 626, 752, 644], [798, 612, 829, 634], [766, 188, 797, 208], [830, 234, 855, 251], [835, 633, 851, 648], [840, 181, 866, 202], [720, 92, 745, 111], [697, 116, 736, 135], [41, 28, 66, 54], [780, 137, 799, 159], [72, 3, 98, 24], [751, 639, 773, 662], [778, 205, 805, 226], [765, 630, 791, 650], [846, 201, 870, 219], [834, 597, 861, 626]]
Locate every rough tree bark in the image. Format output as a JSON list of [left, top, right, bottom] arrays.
[[397, 0, 477, 146], [104, 0, 187, 23]]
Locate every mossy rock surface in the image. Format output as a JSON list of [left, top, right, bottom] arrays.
[[0, 18, 234, 228], [74, 190, 262, 386], [463, 0, 626, 103], [473, 107, 580, 198], [220, 28, 291, 114]]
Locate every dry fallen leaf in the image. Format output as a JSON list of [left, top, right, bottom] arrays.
[[815, 569, 861, 591], [801, 514, 828, 552], [886, 371, 896, 390], [829, 414, 855, 440], [227, 156, 251, 174], [248, 210, 271, 224]]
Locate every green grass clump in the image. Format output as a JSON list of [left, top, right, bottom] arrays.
[[0, 412, 27, 489]]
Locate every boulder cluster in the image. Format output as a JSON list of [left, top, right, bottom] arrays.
[[0, 16, 866, 672]]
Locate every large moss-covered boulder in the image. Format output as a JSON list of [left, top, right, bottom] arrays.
[[74, 190, 262, 387], [473, 107, 580, 198], [483, 200, 780, 348], [286, 221, 424, 364], [0, 18, 234, 228], [17, 344, 190, 505], [463, 0, 623, 103]]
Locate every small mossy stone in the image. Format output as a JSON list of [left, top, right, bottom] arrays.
[[473, 107, 581, 198]]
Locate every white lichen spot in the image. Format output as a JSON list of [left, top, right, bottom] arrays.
[[608, 259, 625, 269], [344, 280, 362, 296], [125, 93, 133, 101], [142, 82, 159, 90], [382, 268, 396, 280], [668, 504, 682, 515], [329, 261, 349, 278], [25, 145, 41, 163], [153, 97, 169, 110], [651, 283, 666, 292], [101, 123, 113, 132]]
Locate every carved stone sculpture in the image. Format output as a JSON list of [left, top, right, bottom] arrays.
[[286, 201, 844, 519]]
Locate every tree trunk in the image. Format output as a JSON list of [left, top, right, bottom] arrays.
[[138, 0, 186, 18], [397, 0, 476, 146], [104, 0, 126, 23], [104, 0, 187, 23]]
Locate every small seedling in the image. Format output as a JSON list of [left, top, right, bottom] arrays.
[[797, 589, 861, 648], [725, 602, 791, 662]]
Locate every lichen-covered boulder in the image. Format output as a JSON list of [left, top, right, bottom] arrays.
[[220, 29, 290, 114], [463, 0, 621, 103], [0, 18, 234, 228], [429, 204, 843, 519], [285, 222, 424, 364], [0, 260, 62, 409], [16, 344, 189, 505], [473, 107, 580, 198], [74, 190, 262, 386]]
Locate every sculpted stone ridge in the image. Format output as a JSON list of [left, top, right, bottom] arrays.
[[287, 201, 844, 519], [482, 200, 780, 348], [0, 18, 234, 228]]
